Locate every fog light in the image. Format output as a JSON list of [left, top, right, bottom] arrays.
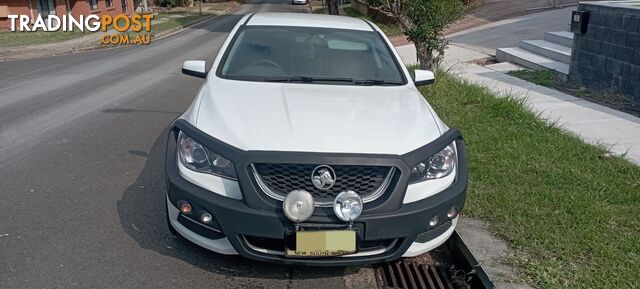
[[429, 216, 440, 227], [200, 212, 213, 224], [447, 207, 459, 219], [180, 203, 192, 214], [283, 190, 315, 222], [333, 191, 363, 222]]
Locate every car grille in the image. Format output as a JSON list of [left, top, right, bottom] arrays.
[[252, 163, 395, 206]]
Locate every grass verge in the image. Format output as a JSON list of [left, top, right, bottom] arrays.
[[422, 71, 640, 289], [508, 69, 640, 117], [151, 12, 204, 35], [0, 30, 88, 48]]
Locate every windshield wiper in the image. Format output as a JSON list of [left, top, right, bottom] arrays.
[[264, 76, 313, 83], [354, 79, 404, 86], [265, 76, 354, 84]]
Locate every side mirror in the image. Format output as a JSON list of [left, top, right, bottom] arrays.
[[414, 70, 435, 86], [182, 60, 207, 78]]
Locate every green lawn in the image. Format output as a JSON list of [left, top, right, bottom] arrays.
[[0, 30, 88, 48], [508, 69, 558, 87], [151, 12, 204, 35], [422, 71, 640, 289], [114, 12, 204, 40]]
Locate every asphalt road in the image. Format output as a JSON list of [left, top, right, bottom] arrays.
[[0, 1, 376, 288]]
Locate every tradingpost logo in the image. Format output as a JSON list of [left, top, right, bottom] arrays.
[[7, 14, 155, 45]]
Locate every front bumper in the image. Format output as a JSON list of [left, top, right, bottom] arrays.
[[166, 120, 468, 266]]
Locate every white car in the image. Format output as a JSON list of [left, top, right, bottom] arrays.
[[291, 0, 308, 4], [166, 12, 468, 266]]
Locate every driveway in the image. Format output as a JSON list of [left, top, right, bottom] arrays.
[[0, 1, 375, 288]]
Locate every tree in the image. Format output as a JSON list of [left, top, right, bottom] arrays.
[[371, 0, 466, 70], [326, 0, 340, 15]]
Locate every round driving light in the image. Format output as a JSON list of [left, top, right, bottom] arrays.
[[180, 203, 192, 214], [429, 216, 440, 227], [283, 190, 315, 222], [201, 212, 213, 224], [333, 191, 363, 222], [447, 207, 458, 219]]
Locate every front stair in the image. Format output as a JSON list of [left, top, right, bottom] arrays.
[[496, 31, 574, 76]]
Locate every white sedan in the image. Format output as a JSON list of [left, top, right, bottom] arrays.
[[165, 12, 468, 266]]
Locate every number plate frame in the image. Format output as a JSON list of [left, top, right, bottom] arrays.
[[285, 230, 358, 257]]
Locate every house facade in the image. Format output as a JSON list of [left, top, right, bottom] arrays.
[[0, 0, 135, 29]]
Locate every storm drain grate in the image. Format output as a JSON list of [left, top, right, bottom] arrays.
[[376, 261, 455, 289]]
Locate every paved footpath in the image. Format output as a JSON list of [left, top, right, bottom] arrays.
[[395, 7, 640, 166]]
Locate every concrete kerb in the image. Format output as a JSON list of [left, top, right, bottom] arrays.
[[456, 217, 536, 289]]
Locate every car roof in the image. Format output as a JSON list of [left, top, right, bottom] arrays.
[[246, 12, 374, 32]]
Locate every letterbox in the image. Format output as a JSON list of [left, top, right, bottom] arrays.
[[571, 11, 590, 34]]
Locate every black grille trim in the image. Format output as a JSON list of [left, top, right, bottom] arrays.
[[252, 163, 395, 206], [243, 235, 399, 257], [414, 220, 453, 243], [177, 214, 225, 240]]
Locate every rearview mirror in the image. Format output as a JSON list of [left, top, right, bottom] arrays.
[[414, 70, 435, 86], [182, 60, 207, 78]]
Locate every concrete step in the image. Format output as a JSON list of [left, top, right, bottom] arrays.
[[544, 31, 574, 47], [496, 47, 569, 76], [519, 40, 572, 64]]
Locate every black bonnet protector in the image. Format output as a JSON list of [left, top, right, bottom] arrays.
[[167, 119, 468, 217]]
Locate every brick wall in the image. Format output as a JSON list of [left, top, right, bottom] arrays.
[[68, 0, 133, 19], [0, 0, 36, 29], [569, 2, 640, 103]]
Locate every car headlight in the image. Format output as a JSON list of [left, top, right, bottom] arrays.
[[409, 143, 456, 183], [177, 131, 237, 180]]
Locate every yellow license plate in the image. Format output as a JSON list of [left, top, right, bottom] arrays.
[[286, 230, 356, 257]]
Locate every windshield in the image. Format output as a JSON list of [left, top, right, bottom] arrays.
[[218, 26, 406, 85]]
